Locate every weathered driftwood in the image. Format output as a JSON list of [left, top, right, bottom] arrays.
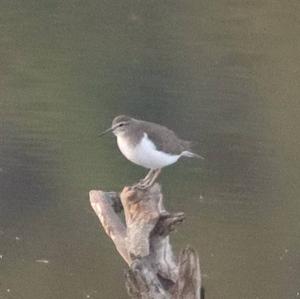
[[89, 184, 201, 299]]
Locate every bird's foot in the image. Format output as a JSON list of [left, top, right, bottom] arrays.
[[138, 178, 146, 185], [132, 169, 161, 190], [138, 169, 154, 185], [132, 180, 153, 190]]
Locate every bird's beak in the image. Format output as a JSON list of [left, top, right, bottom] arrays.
[[98, 126, 115, 137]]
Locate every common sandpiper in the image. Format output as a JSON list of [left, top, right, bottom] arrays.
[[100, 115, 204, 189]]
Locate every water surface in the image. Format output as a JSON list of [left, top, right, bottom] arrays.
[[0, 1, 299, 298]]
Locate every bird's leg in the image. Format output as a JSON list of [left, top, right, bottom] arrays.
[[132, 169, 155, 189], [146, 168, 161, 187], [135, 169, 161, 190], [139, 169, 155, 184]]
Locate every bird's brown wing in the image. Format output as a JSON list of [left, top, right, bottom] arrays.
[[141, 121, 191, 155]]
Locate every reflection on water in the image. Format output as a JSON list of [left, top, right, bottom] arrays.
[[0, 1, 299, 298]]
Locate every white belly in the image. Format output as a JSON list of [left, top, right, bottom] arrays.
[[117, 133, 180, 169]]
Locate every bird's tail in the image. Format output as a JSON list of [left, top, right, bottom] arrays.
[[181, 151, 205, 160]]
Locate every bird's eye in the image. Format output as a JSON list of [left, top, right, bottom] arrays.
[[119, 123, 124, 127]]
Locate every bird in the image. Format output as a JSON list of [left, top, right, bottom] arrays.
[[99, 115, 204, 189]]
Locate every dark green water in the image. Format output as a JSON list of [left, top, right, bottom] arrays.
[[0, 1, 299, 298]]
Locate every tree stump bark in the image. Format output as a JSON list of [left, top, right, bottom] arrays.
[[89, 184, 201, 299]]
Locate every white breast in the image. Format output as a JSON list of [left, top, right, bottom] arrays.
[[117, 133, 180, 169]]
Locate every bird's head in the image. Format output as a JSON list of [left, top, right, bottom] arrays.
[[99, 115, 134, 137]]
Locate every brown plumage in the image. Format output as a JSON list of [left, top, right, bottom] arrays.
[[112, 115, 191, 155], [139, 120, 191, 155], [101, 115, 203, 189]]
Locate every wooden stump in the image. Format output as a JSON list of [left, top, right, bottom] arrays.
[[89, 184, 201, 299]]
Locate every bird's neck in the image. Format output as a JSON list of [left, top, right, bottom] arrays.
[[117, 133, 135, 149], [116, 130, 144, 148]]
